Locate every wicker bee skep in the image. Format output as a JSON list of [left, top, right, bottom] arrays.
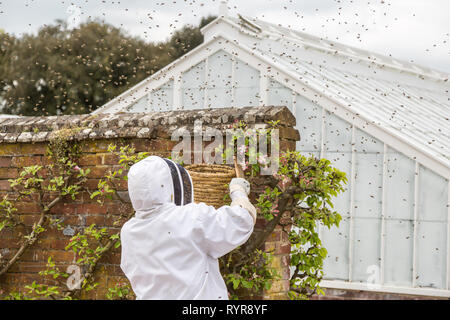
[[185, 164, 236, 208]]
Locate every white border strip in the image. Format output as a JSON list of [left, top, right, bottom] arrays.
[[231, 54, 236, 107], [203, 57, 209, 109], [173, 72, 182, 110], [412, 161, 420, 287], [319, 107, 326, 159], [320, 280, 450, 298], [348, 124, 356, 282], [380, 143, 388, 285], [259, 68, 269, 106]]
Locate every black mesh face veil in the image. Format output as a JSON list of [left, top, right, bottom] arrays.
[[162, 158, 182, 206], [162, 158, 193, 206], [176, 164, 193, 205]]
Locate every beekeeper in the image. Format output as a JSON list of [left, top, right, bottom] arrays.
[[120, 156, 257, 300]]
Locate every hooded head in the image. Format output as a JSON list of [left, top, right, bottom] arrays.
[[127, 156, 194, 212]]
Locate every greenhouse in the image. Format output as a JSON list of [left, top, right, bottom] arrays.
[[93, 11, 450, 298]]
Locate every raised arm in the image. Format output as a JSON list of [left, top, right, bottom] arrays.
[[195, 178, 257, 259]]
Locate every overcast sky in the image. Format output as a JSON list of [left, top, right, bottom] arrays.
[[0, 0, 449, 73]]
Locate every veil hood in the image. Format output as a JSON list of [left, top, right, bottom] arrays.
[[127, 156, 194, 213]]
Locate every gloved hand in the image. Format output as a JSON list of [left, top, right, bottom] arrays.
[[229, 178, 256, 225], [229, 178, 250, 195]]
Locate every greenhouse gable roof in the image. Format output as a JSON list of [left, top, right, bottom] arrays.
[[93, 14, 450, 177]]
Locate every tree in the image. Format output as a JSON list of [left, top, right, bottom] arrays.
[[168, 16, 216, 59], [0, 16, 216, 116]]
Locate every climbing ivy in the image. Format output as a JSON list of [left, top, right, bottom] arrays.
[[0, 127, 88, 278]]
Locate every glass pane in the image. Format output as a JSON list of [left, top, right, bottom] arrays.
[[206, 50, 232, 108], [151, 80, 173, 111], [352, 217, 381, 282], [126, 94, 151, 113], [322, 216, 350, 281], [268, 78, 292, 111], [384, 219, 414, 286], [294, 94, 322, 153], [182, 61, 205, 110], [384, 149, 415, 287], [416, 221, 447, 289], [234, 59, 260, 107], [416, 165, 448, 289], [354, 152, 383, 219]]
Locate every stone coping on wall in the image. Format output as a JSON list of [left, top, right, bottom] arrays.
[[0, 106, 299, 143]]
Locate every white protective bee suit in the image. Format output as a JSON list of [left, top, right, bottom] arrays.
[[120, 156, 257, 300]]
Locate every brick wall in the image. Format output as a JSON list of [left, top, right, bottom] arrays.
[[0, 106, 299, 299]]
